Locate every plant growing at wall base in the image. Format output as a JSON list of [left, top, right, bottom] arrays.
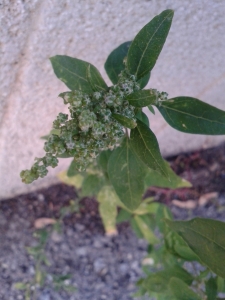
[[21, 9, 225, 299]]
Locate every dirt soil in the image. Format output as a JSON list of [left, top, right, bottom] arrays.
[[0, 142, 225, 300]]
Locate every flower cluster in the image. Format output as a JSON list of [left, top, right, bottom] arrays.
[[20, 70, 140, 184], [150, 89, 168, 104]]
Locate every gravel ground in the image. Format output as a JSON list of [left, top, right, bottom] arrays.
[[1, 142, 225, 300], [0, 187, 149, 300]]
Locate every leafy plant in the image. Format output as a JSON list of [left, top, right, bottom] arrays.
[[21, 9, 225, 299], [14, 201, 78, 299]]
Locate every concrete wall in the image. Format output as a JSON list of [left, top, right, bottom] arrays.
[[1, 0, 225, 199]]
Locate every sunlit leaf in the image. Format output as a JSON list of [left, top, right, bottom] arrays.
[[50, 55, 107, 93], [158, 97, 225, 135], [127, 10, 174, 80], [130, 119, 168, 178], [108, 137, 147, 210], [166, 218, 225, 278]]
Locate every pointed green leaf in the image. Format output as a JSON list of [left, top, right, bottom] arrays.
[[138, 73, 151, 89], [131, 217, 144, 238], [104, 41, 150, 88], [97, 185, 118, 234], [165, 230, 200, 262], [67, 160, 79, 177], [81, 174, 104, 197], [108, 137, 147, 210], [97, 149, 112, 174], [156, 204, 173, 233], [105, 41, 131, 84], [145, 266, 193, 293], [126, 90, 157, 107], [135, 110, 149, 127], [112, 113, 137, 129], [217, 277, 225, 293], [87, 64, 108, 92], [57, 171, 84, 189], [50, 55, 107, 93], [158, 97, 225, 135], [145, 160, 191, 189], [127, 10, 174, 80], [169, 277, 201, 300], [132, 197, 155, 215], [134, 215, 159, 244], [166, 218, 225, 278], [148, 105, 155, 114], [116, 208, 132, 223], [130, 119, 168, 178], [206, 277, 217, 300]]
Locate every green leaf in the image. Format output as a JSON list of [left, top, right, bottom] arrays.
[[57, 151, 74, 158], [165, 230, 200, 262], [127, 10, 174, 80], [206, 277, 217, 300], [86, 64, 108, 92], [14, 282, 27, 290], [157, 97, 225, 135], [97, 185, 118, 234], [138, 73, 151, 89], [50, 55, 107, 93], [126, 90, 157, 107], [132, 197, 155, 215], [116, 209, 132, 223], [41, 129, 60, 140], [145, 160, 191, 189], [217, 276, 225, 293], [156, 204, 173, 233], [166, 218, 225, 278], [97, 150, 112, 174], [108, 137, 147, 210], [169, 277, 201, 300], [130, 217, 144, 238], [67, 160, 79, 177], [145, 266, 193, 293], [58, 171, 84, 189], [104, 41, 150, 88], [135, 110, 149, 127], [81, 174, 104, 197], [134, 215, 159, 244], [112, 113, 137, 129], [105, 41, 131, 84], [130, 119, 168, 178], [148, 105, 155, 114]]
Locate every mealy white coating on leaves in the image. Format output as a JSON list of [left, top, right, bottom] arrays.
[[20, 69, 141, 183]]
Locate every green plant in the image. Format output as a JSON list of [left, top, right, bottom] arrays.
[[14, 201, 78, 299], [21, 9, 225, 299]]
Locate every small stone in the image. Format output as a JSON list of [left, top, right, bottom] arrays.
[[76, 247, 87, 257], [93, 240, 103, 248], [37, 194, 45, 201], [93, 258, 107, 274], [66, 228, 74, 237], [127, 253, 133, 260], [142, 257, 154, 266], [131, 261, 140, 272], [198, 192, 218, 206], [118, 263, 129, 275], [51, 231, 62, 243], [172, 199, 197, 209], [75, 223, 85, 232]]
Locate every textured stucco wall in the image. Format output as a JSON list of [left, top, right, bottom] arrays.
[[1, 0, 225, 199]]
